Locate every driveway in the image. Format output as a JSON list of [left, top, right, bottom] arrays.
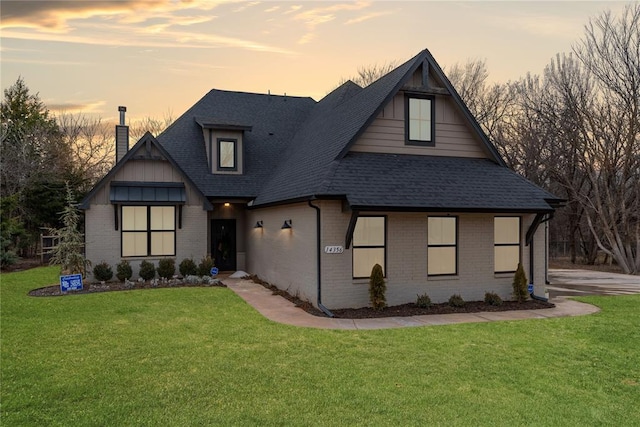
[[548, 269, 640, 298]]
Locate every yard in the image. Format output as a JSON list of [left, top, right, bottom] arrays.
[[2, 267, 639, 426]]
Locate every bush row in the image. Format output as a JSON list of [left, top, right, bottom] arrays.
[[91, 256, 215, 282], [414, 291, 505, 308]]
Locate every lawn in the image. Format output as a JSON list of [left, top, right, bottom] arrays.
[[2, 267, 639, 426]]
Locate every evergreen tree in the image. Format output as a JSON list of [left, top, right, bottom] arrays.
[[48, 184, 89, 276]]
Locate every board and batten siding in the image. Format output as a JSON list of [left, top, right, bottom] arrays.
[[350, 91, 488, 158]]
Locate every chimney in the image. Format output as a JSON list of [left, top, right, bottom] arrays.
[[115, 106, 129, 163]]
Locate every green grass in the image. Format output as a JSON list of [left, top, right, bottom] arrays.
[[2, 266, 639, 426]]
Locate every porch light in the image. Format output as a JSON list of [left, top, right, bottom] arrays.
[[281, 219, 292, 229], [254, 221, 263, 228], [224, 203, 230, 207]]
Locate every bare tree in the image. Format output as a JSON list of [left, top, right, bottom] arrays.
[[334, 61, 399, 90], [128, 112, 174, 141]]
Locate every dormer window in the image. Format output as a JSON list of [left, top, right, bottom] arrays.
[[217, 138, 237, 171], [406, 95, 435, 146]]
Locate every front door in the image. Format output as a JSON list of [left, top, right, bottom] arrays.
[[211, 219, 237, 271]]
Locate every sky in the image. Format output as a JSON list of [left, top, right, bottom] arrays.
[[0, 0, 632, 123]]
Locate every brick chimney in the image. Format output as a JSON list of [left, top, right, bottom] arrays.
[[115, 106, 129, 163]]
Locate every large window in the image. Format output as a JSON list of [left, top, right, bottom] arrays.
[[122, 206, 175, 257], [217, 138, 237, 170], [494, 217, 520, 273], [428, 216, 457, 275], [352, 216, 386, 278], [406, 95, 435, 145]]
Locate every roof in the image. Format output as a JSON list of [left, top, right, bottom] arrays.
[[87, 48, 562, 213], [324, 152, 561, 213]]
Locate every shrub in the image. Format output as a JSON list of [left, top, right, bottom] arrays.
[[368, 263, 386, 310], [416, 293, 432, 308], [116, 260, 133, 282], [139, 260, 156, 281], [512, 262, 529, 303], [92, 261, 113, 282], [484, 291, 503, 306], [197, 255, 215, 277], [179, 258, 197, 277], [448, 293, 465, 307], [157, 258, 176, 279]]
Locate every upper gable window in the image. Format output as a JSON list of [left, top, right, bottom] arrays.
[[217, 138, 237, 171], [406, 95, 435, 146]]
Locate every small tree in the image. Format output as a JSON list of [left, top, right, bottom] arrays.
[[116, 260, 132, 282], [48, 184, 89, 276], [512, 263, 529, 303], [369, 263, 386, 310]]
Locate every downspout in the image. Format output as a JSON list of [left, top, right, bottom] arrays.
[[308, 200, 335, 317]]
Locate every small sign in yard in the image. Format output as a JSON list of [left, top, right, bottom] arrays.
[[528, 283, 534, 293], [60, 274, 83, 292], [210, 267, 219, 276]]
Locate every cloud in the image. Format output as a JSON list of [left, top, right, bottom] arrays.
[[1, 57, 91, 66], [292, 1, 372, 44], [344, 10, 393, 25], [48, 100, 106, 114]]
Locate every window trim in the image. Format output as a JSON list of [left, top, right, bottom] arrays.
[[352, 215, 387, 279], [427, 216, 458, 276], [121, 205, 176, 257], [494, 216, 521, 274], [405, 94, 436, 146], [215, 138, 238, 171]]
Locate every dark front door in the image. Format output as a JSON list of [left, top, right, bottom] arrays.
[[211, 219, 237, 271]]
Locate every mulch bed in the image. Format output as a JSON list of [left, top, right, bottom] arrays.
[[29, 279, 226, 297], [244, 275, 555, 319]]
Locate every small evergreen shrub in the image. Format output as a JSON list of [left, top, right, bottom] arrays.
[[484, 291, 503, 306], [512, 263, 529, 303], [416, 293, 432, 308], [197, 255, 215, 277], [368, 263, 386, 310], [92, 261, 113, 282], [116, 260, 133, 282], [448, 293, 465, 307], [157, 258, 176, 279], [139, 260, 156, 281], [179, 258, 197, 277]]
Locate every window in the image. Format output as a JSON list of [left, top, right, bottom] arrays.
[[494, 217, 520, 273], [217, 138, 237, 170], [122, 206, 175, 257], [428, 216, 457, 275], [406, 95, 435, 145], [352, 216, 386, 278]]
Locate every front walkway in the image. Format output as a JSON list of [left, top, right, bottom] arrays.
[[225, 278, 600, 330]]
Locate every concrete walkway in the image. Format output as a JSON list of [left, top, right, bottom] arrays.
[[225, 277, 600, 330]]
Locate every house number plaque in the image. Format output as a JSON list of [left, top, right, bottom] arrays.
[[324, 246, 344, 254]]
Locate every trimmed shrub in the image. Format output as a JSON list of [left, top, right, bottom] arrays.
[[484, 291, 503, 306], [92, 261, 113, 282], [197, 255, 215, 277], [448, 293, 465, 307], [368, 263, 386, 310], [116, 260, 133, 282], [179, 258, 197, 277], [157, 258, 176, 279], [139, 260, 156, 281], [512, 262, 529, 303], [416, 293, 432, 308]]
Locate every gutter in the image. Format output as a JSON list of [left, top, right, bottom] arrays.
[[308, 200, 335, 318]]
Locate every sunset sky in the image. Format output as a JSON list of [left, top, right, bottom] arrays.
[[0, 1, 629, 123]]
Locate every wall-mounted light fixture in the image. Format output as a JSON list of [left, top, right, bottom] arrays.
[[254, 221, 263, 228], [224, 202, 230, 207], [281, 219, 292, 229]]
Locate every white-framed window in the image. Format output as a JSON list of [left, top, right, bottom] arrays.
[[217, 138, 237, 170], [406, 95, 435, 145], [494, 216, 521, 273], [122, 206, 175, 257], [428, 216, 457, 275], [352, 216, 386, 279]]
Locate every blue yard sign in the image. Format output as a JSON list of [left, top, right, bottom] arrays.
[[528, 283, 534, 294], [60, 274, 83, 292], [210, 267, 219, 277]]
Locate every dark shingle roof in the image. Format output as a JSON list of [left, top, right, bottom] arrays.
[[324, 152, 561, 212]]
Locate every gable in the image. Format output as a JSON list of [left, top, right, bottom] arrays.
[[349, 65, 489, 159]]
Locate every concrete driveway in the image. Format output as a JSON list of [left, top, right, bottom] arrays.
[[548, 269, 640, 298]]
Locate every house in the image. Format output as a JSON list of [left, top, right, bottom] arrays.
[[80, 49, 563, 313]]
